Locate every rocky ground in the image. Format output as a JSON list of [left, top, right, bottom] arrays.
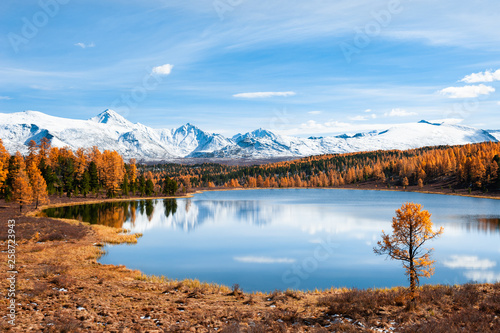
[[0, 195, 499, 332]]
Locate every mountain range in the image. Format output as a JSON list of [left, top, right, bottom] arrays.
[[0, 110, 498, 162]]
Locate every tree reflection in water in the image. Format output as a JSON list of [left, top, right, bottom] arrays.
[[163, 199, 177, 217], [42, 200, 500, 236]]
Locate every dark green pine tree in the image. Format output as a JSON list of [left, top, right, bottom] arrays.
[[162, 177, 178, 196], [138, 174, 146, 196], [81, 170, 91, 197], [39, 159, 57, 195], [61, 157, 75, 197], [130, 179, 137, 196], [145, 179, 154, 196], [121, 173, 129, 196], [88, 161, 99, 194]]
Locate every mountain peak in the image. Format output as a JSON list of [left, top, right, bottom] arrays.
[[418, 120, 441, 126], [176, 123, 202, 134], [250, 128, 276, 139], [90, 109, 131, 126]]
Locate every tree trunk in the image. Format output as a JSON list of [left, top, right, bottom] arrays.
[[409, 219, 417, 308]]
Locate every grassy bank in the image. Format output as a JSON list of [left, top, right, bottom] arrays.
[[0, 199, 499, 332]]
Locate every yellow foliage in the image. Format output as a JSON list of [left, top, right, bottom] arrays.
[[27, 161, 49, 208], [12, 163, 33, 211], [374, 202, 443, 302]]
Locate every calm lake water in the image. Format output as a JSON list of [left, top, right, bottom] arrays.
[[44, 189, 500, 292]]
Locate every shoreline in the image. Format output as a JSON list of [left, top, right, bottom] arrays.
[[1, 193, 499, 331], [31, 184, 500, 214], [31, 184, 499, 293]]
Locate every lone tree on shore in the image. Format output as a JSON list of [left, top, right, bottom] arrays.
[[374, 202, 443, 306]]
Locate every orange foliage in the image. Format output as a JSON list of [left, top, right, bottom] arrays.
[[374, 202, 443, 302]]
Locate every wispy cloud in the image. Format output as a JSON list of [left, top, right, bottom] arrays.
[[443, 255, 496, 270], [0, 96, 12, 100], [364, 109, 372, 113], [152, 64, 174, 76], [233, 91, 296, 98], [308, 110, 322, 115], [233, 256, 296, 264], [384, 108, 417, 117], [74, 42, 95, 49], [349, 115, 368, 121], [439, 84, 495, 98], [461, 69, 500, 83]]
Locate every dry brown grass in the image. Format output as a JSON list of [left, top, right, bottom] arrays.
[[91, 224, 142, 244]]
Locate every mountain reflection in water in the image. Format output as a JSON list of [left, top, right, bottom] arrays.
[[43, 198, 500, 235]]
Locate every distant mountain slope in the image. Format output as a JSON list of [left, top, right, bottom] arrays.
[[487, 130, 500, 141], [0, 110, 497, 161]]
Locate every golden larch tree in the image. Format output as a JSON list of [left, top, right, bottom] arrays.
[[26, 140, 39, 167], [0, 139, 9, 192], [74, 148, 88, 181], [27, 162, 49, 208], [374, 202, 443, 305], [128, 158, 137, 183], [12, 165, 33, 212], [101, 150, 125, 197]]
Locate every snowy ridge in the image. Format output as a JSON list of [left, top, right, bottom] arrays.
[[0, 110, 497, 161]]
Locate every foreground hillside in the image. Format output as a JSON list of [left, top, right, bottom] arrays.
[[1, 199, 499, 332]]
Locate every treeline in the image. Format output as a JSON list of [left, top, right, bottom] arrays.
[[144, 142, 500, 192], [2, 139, 498, 212], [0, 138, 178, 211]]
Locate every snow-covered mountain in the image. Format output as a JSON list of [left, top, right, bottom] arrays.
[[0, 110, 497, 161]]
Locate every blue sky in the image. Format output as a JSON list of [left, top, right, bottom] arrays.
[[1, 0, 500, 136]]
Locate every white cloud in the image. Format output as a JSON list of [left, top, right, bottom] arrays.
[[308, 110, 322, 115], [349, 115, 368, 121], [464, 271, 500, 283], [233, 91, 296, 98], [461, 69, 500, 83], [364, 109, 372, 113], [0, 96, 12, 100], [74, 42, 95, 49], [233, 256, 295, 264], [152, 64, 174, 76], [371, 114, 377, 119], [443, 255, 496, 270], [497, 101, 500, 106], [384, 108, 417, 117], [439, 84, 495, 98]]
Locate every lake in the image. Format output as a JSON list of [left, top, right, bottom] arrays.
[[43, 189, 500, 292]]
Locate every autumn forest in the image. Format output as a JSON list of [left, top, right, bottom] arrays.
[[1, 138, 499, 212]]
